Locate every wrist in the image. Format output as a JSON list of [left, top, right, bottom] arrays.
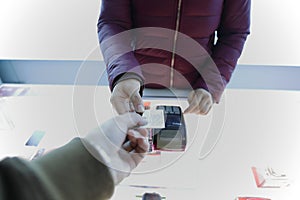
[[83, 128, 131, 185], [113, 73, 143, 89]]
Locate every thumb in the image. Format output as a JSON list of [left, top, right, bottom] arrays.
[[118, 112, 147, 130], [184, 91, 195, 113], [187, 90, 195, 103], [99, 113, 147, 148], [130, 91, 144, 113]]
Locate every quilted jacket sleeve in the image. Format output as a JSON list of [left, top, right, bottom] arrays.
[[0, 138, 114, 200], [98, 0, 144, 90], [194, 0, 251, 102]]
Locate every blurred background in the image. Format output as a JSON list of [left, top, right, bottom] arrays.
[[0, 0, 300, 90]]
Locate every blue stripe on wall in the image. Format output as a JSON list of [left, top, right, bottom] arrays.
[[0, 59, 300, 90], [0, 60, 109, 85], [227, 65, 300, 90]]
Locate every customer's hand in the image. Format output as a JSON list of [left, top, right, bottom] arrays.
[[84, 112, 149, 184], [111, 79, 144, 114], [184, 88, 213, 115]]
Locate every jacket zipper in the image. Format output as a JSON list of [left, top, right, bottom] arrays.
[[170, 0, 183, 88]]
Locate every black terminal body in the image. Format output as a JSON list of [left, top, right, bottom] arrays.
[[153, 105, 187, 151]]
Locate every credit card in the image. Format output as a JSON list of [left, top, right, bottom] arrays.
[[141, 110, 165, 129]]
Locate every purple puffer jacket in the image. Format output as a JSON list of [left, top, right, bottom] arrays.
[[98, 0, 250, 102]]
